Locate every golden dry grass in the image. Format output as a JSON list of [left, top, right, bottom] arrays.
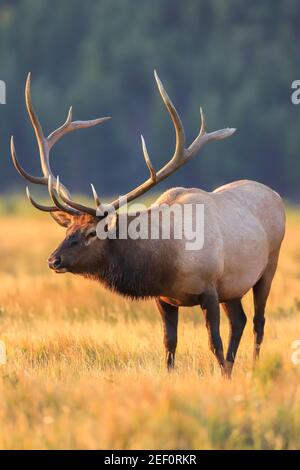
[[0, 202, 300, 449]]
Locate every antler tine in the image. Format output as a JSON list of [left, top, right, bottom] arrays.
[[199, 107, 206, 136], [141, 135, 157, 182], [153, 70, 185, 163], [25, 72, 51, 179], [186, 118, 236, 159], [57, 180, 97, 217], [46, 107, 111, 151], [48, 176, 81, 216], [26, 186, 59, 213], [91, 184, 101, 208], [10, 136, 46, 184]]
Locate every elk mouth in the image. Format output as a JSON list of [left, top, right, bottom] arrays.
[[54, 267, 68, 274]]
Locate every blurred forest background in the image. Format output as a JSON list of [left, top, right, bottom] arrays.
[[0, 0, 299, 200]]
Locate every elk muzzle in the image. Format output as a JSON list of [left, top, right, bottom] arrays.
[[48, 254, 67, 273]]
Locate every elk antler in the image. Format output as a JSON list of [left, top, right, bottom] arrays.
[[11, 73, 110, 215], [12, 72, 235, 219], [108, 70, 236, 210], [61, 70, 236, 215]]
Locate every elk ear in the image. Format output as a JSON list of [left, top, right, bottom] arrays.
[[50, 211, 73, 228]]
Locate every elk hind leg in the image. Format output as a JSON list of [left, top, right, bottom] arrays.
[[252, 253, 279, 362], [200, 292, 227, 377], [222, 299, 247, 377]]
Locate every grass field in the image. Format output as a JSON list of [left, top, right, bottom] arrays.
[[0, 198, 300, 450]]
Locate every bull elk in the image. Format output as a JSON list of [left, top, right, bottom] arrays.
[[11, 72, 285, 377]]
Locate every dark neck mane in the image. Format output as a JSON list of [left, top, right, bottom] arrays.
[[97, 237, 165, 299], [87, 214, 175, 299]]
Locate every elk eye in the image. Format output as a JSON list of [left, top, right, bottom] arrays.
[[87, 231, 96, 239]]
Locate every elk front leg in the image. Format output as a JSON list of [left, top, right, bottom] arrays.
[[200, 292, 227, 377], [155, 298, 178, 370]]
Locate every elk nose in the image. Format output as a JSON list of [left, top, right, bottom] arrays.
[[48, 256, 62, 270]]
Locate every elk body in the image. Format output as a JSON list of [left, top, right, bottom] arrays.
[[11, 73, 285, 377]]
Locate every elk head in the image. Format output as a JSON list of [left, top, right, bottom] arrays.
[[11, 72, 235, 277]]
